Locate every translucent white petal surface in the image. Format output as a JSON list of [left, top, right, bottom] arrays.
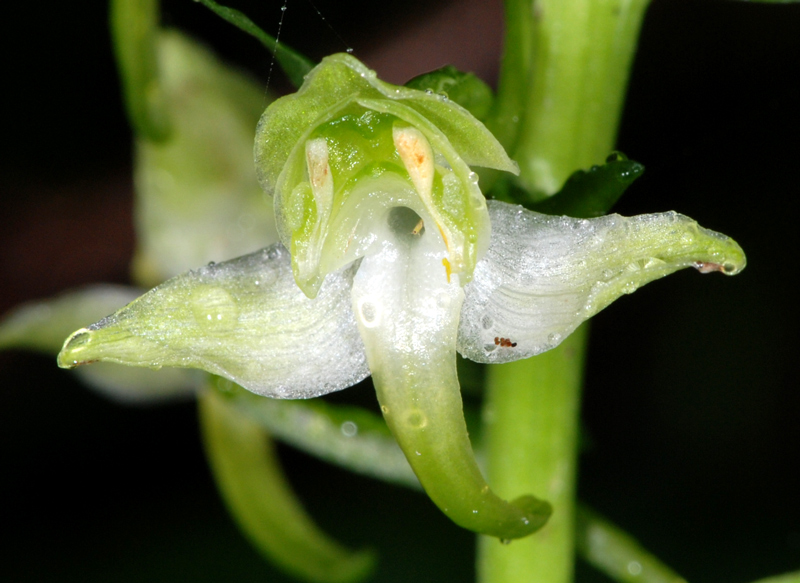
[[58, 245, 369, 399], [458, 201, 746, 363]]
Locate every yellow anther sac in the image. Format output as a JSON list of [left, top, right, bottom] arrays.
[[305, 138, 334, 220], [393, 126, 434, 201]]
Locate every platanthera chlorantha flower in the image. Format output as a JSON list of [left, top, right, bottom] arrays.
[[57, 54, 746, 540]]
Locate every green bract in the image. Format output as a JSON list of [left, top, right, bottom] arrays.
[[254, 53, 518, 297]]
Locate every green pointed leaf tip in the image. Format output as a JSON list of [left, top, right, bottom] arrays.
[[133, 30, 278, 284], [405, 65, 494, 121], [194, 0, 313, 89], [532, 151, 645, 218], [254, 53, 518, 296]]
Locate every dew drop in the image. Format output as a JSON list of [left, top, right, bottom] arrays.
[[340, 421, 358, 437], [346, 47, 354, 54], [622, 281, 638, 294], [380, 405, 389, 415], [626, 561, 642, 576], [191, 286, 239, 333], [405, 409, 428, 429], [357, 299, 379, 327]]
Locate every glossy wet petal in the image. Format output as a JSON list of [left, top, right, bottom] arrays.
[[58, 245, 368, 399], [458, 201, 747, 363]]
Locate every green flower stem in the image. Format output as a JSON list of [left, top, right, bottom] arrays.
[[478, 325, 587, 583], [502, 0, 651, 197], [213, 377, 419, 489], [575, 505, 688, 583], [198, 386, 375, 583], [479, 0, 651, 580], [487, 0, 535, 153], [110, 0, 171, 141]]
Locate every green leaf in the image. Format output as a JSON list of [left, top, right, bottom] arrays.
[[132, 30, 279, 285], [530, 152, 645, 218], [194, 0, 314, 88], [0, 286, 195, 402], [110, 0, 172, 141], [405, 65, 494, 121], [199, 387, 375, 583], [575, 505, 689, 583]]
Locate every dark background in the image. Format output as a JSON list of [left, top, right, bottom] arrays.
[[1, 0, 798, 581]]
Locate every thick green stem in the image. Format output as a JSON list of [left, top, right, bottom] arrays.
[[499, 0, 650, 198], [478, 326, 586, 583], [478, 0, 650, 580]]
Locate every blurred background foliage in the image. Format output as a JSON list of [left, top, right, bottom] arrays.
[[1, 0, 798, 581]]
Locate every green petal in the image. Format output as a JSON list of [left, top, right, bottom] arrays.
[[255, 53, 515, 198], [133, 30, 278, 284], [58, 245, 369, 399], [0, 285, 195, 403], [199, 388, 375, 583], [254, 53, 514, 295], [458, 201, 747, 363]]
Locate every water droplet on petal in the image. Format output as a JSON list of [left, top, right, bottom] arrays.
[[404, 409, 428, 429], [357, 298, 380, 327], [191, 287, 239, 333]]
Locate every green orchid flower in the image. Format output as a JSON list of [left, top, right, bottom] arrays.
[[56, 53, 746, 541]]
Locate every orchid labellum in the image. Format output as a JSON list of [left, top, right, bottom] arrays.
[[58, 54, 745, 541]]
